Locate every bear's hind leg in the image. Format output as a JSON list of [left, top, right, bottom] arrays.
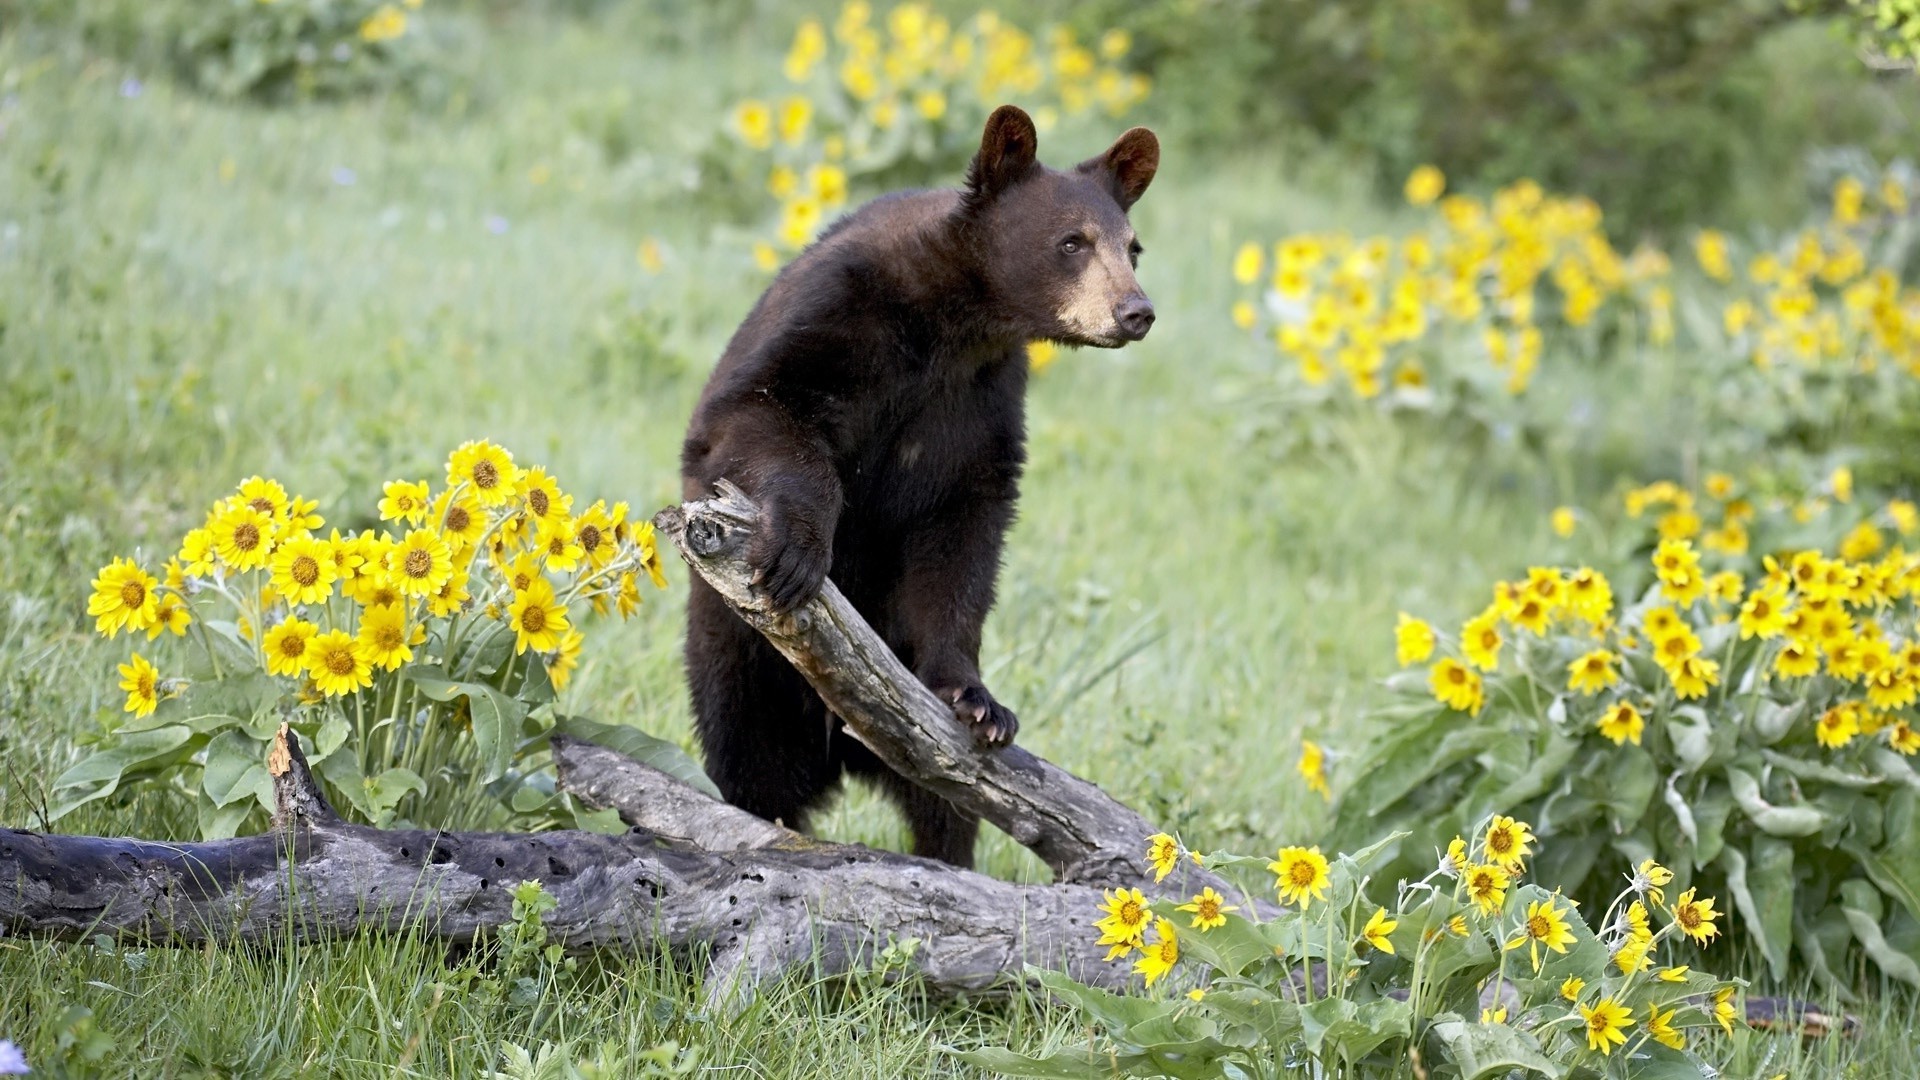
[[839, 734, 980, 868], [686, 578, 840, 832]]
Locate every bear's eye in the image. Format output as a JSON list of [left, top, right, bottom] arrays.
[[1059, 235, 1087, 256], [1128, 240, 1143, 268]]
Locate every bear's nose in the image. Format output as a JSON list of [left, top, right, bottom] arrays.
[[1114, 294, 1155, 341]]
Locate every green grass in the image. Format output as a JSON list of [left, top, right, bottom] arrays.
[[0, 5, 1915, 1076]]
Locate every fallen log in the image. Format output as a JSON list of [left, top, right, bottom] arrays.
[[0, 726, 1127, 1001], [1, 487, 1221, 1002]]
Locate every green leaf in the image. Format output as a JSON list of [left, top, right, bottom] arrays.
[[1601, 746, 1658, 832], [47, 725, 197, 820], [201, 729, 272, 808], [1426, 1017, 1563, 1079], [403, 666, 526, 783], [1665, 709, 1716, 774], [366, 767, 427, 826], [1724, 840, 1794, 980], [550, 714, 720, 799], [570, 802, 627, 835], [1197, 985, 1301, 1047], [317, 747, 375, 821], [1298, 997, 1410, 1063], [1760, 749, 1884, 790], [1152, 909, 1269, 979], [1840, 879, 1920, 986], [1793, 905, 1858, 1002], [1690, 782, 1734, 867], [1726, 766, 1827, 837], [196, 787, 256, 840], [1848, 794, 1920, 924], [1749, 699, 1804, 744], [1483, 731, 1582, 810]]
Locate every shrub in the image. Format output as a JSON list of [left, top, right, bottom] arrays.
[[1229, 163, 1920, 465], [1331, 470, 1920, 990], [53, 440, 692, 837], [965, 829, 1741, 1078], [1229, 167, 1672, 424]]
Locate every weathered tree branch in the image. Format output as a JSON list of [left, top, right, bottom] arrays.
[[0, 727, 1131, 1001], [654, 480, 1224, 892], [1, 486, 1238, 1001]]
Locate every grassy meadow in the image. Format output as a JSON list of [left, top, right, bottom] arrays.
[[1, 4, 1916, 1076]]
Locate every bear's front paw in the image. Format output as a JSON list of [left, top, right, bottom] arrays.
[[746, 528, 830, 615], [938, 685, 1019, 749]]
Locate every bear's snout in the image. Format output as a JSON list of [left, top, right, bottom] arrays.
[[1113, 294, 1155, 341]]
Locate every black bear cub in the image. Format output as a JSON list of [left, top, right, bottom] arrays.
[[680, 104, 1160, 868]]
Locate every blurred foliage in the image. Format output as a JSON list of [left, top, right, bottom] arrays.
[[1073, 0, 1920, 235], [713, 2, 1151, 262], [13, 0, 444, 101]]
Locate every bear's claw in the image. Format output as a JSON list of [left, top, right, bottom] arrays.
[[943, 685, 1019, 749]]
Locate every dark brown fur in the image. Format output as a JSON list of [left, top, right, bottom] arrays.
[[680, 106, 1159, 867]]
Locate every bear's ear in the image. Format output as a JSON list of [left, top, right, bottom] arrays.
[[964, 105, 1039, 207], [1077, 127, 1159, 211]]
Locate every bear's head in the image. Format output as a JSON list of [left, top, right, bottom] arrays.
[[961, 104, 1159, 349]]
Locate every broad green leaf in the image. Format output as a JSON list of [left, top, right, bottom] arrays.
[[570, 802, 627, 835], [201, 729, 272, 808], [1665, 709, 1715, 775], [1749, 699, 1804, 744], [1427, 1017, 1563, 1079], [1197, 985, 1301, 1047], [1601, 747, 1658, 832], [550, 714, 720, 799], [1690, 782, 1734, 867], [1726, 766, 1827, 837], [1760, 749, 1883, 790], [1298, 996, 1409, 1063], [317, 748, 375, 821], [1150, 909, 1270, 979], [47, 725, 197, 820], [1849, 795, 1920, 924], [404, 666, 525, 783], [1662, 776, 1698, 849], [1725, 840, 1794, 980], [1839, 879, 1920, 986], [310, 714, 350, 762], [366, 767, 427, 826], [1793, 906, 1858, 1002], [196, 787, 256, 840]]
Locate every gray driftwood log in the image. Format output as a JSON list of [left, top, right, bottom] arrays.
[[0, 727, 1127, 1000], [0, 486, 1233, 1001]]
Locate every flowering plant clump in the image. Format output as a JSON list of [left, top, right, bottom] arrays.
[[1229, 165, 1673, 407], [720, 1, 1149, 269], [56, 441, 685, 837], [1331, 469, 1920, 989], [173, 0, 434, 101], [1678, 164, 1920, 454], [964, 825, 1741, 1078]]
